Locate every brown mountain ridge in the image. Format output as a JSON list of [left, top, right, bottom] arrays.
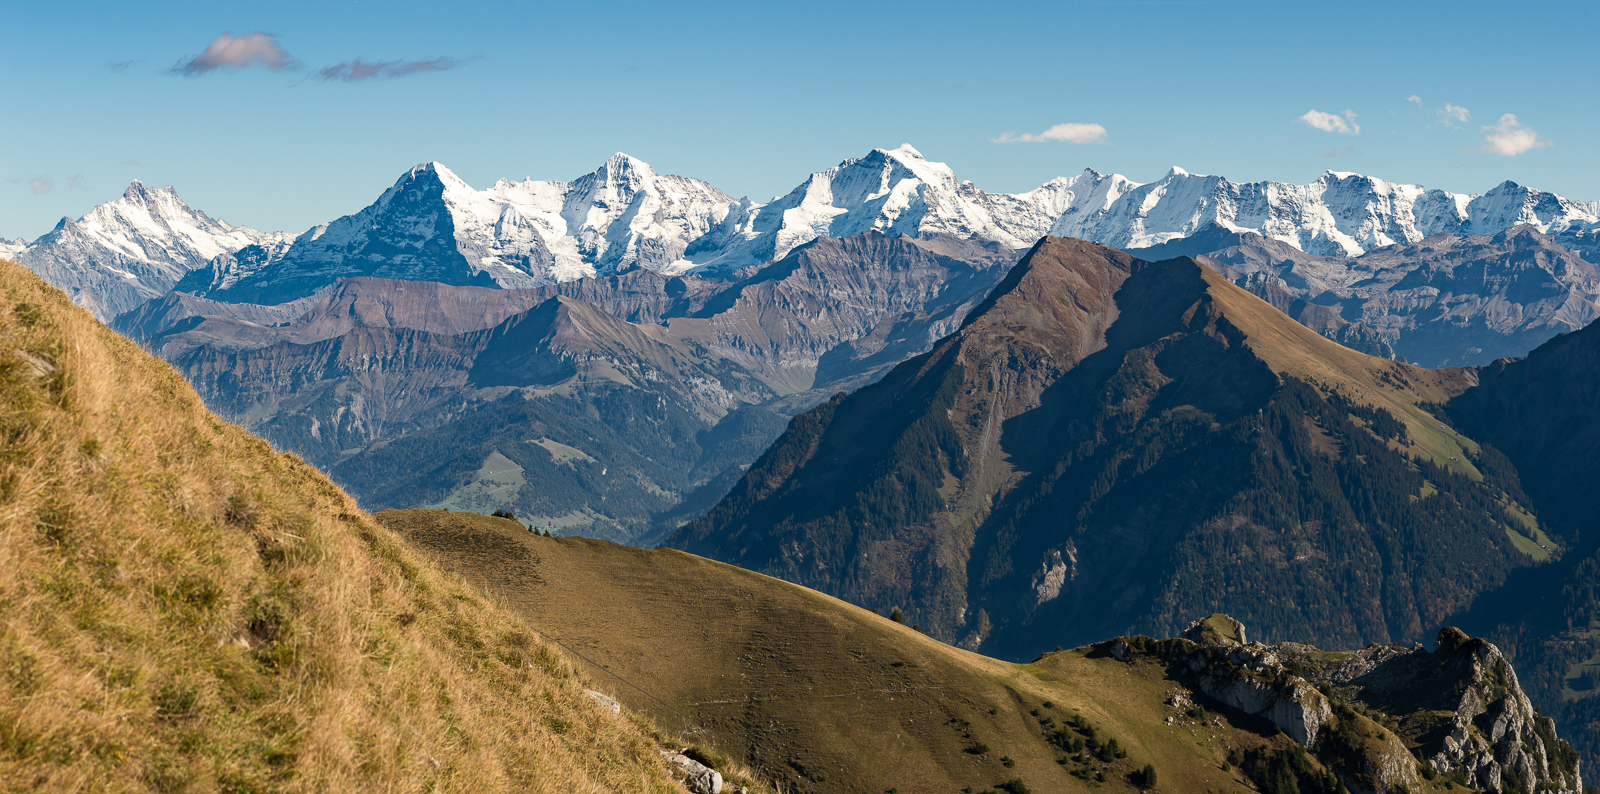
[[668, 237, 1547, 662]]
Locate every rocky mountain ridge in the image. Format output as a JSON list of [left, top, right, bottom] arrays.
[[668, 237, 1546, 658], [13, 181, 289, 320], [119, 233, 1020, 540], [1122, 616, 1584, 794], [1134, 222, 1600, 366], [12, 145, 1598, 319]]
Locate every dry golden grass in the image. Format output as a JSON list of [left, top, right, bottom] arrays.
[[384, 509, 1316, 794], [1201, 266, 1489, 478], [0, 259, 683, 792]]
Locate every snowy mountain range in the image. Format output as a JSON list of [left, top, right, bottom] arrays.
[[9, 182, 290, 319], [6, 143, 1599, 318]]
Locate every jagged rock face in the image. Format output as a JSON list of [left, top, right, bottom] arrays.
[[1269, 626, 1585, 794], [1073, 169, 1600, 258], [1142, 621, 1583, 794], [14, 182, 283, 320], [1134, 223, 1600, 367], [1188, 645, 1334, 747], [175, 157, 738, 306], [666, 233, 1021, 395]]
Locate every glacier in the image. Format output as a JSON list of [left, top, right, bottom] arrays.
[[6, 143, 1598, 319]]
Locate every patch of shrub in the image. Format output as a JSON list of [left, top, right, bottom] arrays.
[[1136, 764, 1157, 788]]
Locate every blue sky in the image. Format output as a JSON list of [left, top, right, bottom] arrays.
[[3, 0, 1596, 239]]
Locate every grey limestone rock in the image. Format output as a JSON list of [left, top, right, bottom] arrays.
[[661, 751, 722, 794], [1160, 617, 1582, 794]]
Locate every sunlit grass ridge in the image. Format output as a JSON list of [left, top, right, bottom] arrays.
[[0, 257, 680, 792]]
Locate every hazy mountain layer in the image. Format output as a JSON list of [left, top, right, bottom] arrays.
[[1135, 223, 1600, 366], [120, 233, 1019, 541]]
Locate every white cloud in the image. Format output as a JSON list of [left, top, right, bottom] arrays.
[[29, 176, 53, 195], [1480, 114, 1553, 157], [1296, 109, 1360, 135], [1436, 103, 1471, 126], [317, 57, 472, 82], [67, 175, 87, 190], [1407, 95, 1423, 107], [1322, 147, 1355, 158], [176, 32, 298, 75], [991, 122, 1109, 144]]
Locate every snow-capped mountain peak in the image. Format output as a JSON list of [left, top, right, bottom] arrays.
[[14, 180, 278, 319], [15, 144, 1600, 319]]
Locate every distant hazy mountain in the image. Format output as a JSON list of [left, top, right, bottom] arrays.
[[120, 232, 1020, 541], [11, 145, 1597, 320], [1132, 223, 1600, 366], [1055, 166, 1600, 258]]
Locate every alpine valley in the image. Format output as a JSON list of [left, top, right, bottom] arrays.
[[9, 144, 1600, 789], [3, 145, 1593, 541]]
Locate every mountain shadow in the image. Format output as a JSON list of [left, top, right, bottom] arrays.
[[667, 237, 1548, 663]]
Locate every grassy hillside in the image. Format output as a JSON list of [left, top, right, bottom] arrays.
[[386, 508, 1537, 794], [0, 259, 682, 792], [380, 509, 1244, 793]]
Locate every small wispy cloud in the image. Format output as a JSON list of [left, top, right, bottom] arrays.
[[1322, 147, 1355, 158], [1406, 95, 1423, 107], [29, 176, 54, 195], [1297, 109, 1360, 135], [991, 122, 1109, 144], [1480, 114, 1552, 157], [67, 175, 88, 190], [122, 159, 146, 167], [175, 32, 299, 75], [108, 60, 133, 73], [316, 56, 473, 82], [1436, 103, 1471, 126]]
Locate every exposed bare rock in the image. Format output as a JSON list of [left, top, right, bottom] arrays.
[[1106, 618, 1582, 794], [1175, 642, 1333, 746], [584, 689, 621, 716], [661, 751, 722, 794], [1269, 623, 1582, 793]]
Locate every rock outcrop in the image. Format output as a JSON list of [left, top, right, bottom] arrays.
[[1277, 626, 1583, 794], [661, 751, 723, 794], [1168, 639, 1334, 747], [1132, 617, 1583, 794]]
